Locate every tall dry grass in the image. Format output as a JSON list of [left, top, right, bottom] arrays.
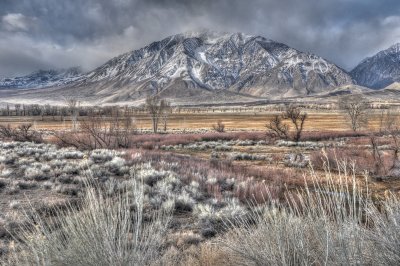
[[219, 162, 400, 266], [2, 158, 400, 266], [3, 179, 171, 266]]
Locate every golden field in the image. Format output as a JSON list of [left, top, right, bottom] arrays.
[[0, 109, 392, 131]]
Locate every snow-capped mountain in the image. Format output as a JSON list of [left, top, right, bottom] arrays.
[[351, 43, 400, 89], [73, 31, 353, 100], [0, 67, 82, 89], [0, 31, 354, 104]]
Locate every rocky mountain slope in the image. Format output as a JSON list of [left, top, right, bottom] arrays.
[[0, 31, 354, 104], [351, 43, 400, 89], [0, 67, 82, 89]]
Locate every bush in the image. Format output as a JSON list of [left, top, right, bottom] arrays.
[[6, 179, 171, 265], [212, 121, 225, 133], [220, 167, 399, 265]]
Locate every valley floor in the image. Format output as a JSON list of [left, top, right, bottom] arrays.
[[0, 108, 400, 264]]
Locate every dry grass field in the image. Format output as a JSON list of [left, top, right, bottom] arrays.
[[0, 109, 391, 131]]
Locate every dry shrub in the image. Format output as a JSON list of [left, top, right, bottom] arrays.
[[131, 134, 202, 149], [235, 180, 283, 204], [161, 243, 234, 266], [309, 147, 394, 175], [54, 115, 135, 150], [212, 120, 225, 133], [346, 135, 393, 146], [219, 165, 392, 265], [128, 150, 293, 206], [4, 179, 171, 265], [0, 124, 43, 143], [130, 131, 267, 150], [300, 130, 369, 141]]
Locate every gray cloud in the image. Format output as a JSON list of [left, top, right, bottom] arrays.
[[0, 0, 400, 78], [1, 13, 38, 32]]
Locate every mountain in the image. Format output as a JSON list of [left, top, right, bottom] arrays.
[[351, 43, 400, 89], [0, 67, 82, 89], [0, 31, 354, 104]]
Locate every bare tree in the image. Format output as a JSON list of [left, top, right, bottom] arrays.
[[145, 96, 167, 133], [379, 108, 398, 133], [389, 129, 400, 176], [161, 101, 171, 132], [266, 105, 307, 142], [55, 115, 136, 150], [339, 95, 369, 132], [0, 123, 42, 142], [266, 115, 289, 140], [285, 105, 307, 142], [65, 98, 79, 131], [212, 120, 225, 133], [14, 104, 21, 116], [0, 124, 13, 138], [370, 135, 386, 176]]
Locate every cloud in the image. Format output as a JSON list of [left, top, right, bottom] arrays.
[[0, 0, 400, 77], [1, 13, 36, 32]]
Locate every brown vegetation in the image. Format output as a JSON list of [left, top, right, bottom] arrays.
[[267, 105, 307, 142]]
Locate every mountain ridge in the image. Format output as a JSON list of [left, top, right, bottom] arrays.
[[0, 31, 356, 104], [0, 67, 83, 89], [351, 43, 400, 89]]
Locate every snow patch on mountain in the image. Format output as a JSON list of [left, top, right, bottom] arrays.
[[0, 31, 354, 103], [351, 43, 400, 89], [0, 67, 83, 89]]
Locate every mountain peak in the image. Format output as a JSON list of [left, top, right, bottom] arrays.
[[388, 43, 400, 53], [351, 43, 400, 89], [0, 66, 83, 89], [0, 31, 353, 104]]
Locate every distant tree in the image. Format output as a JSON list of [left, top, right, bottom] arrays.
[[266, 105, 307, 142], [161, 101, 171, 132], [339, 95, 369, 132], [266, 115, 289, 140], [65, 98, 79, 131], [145, 96, 168, 133], [0, 123, 42, 142], [378, 108, 398, 133], [14, 104, 21, 116], [285, 105, 307, 142], [212, 120, 225, 133]]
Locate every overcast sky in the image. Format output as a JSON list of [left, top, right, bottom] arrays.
[[0, 0, 399, 78]]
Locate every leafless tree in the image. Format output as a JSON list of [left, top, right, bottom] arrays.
[[113, 114, 136, 148], [285, 105, 307, 142], [0, 124, 13, 138], [161, 101, 171, 132], [389, 129, 400, 175], [339, 95, 369, 132], [370, 135, 386, 176], [0, 123, 42, 142], [14, 104, 21, 116], [65, 98, 79, 131], [379, 108, 398, 133], [55, 114, 136, 150], [145, 96, 168, 133], [212, 120, 225, 133], [266, 115, 289, 140], [266, 105, 307, 142]]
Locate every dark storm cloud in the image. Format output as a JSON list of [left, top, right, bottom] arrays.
[[0, 0, 400, 77]]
